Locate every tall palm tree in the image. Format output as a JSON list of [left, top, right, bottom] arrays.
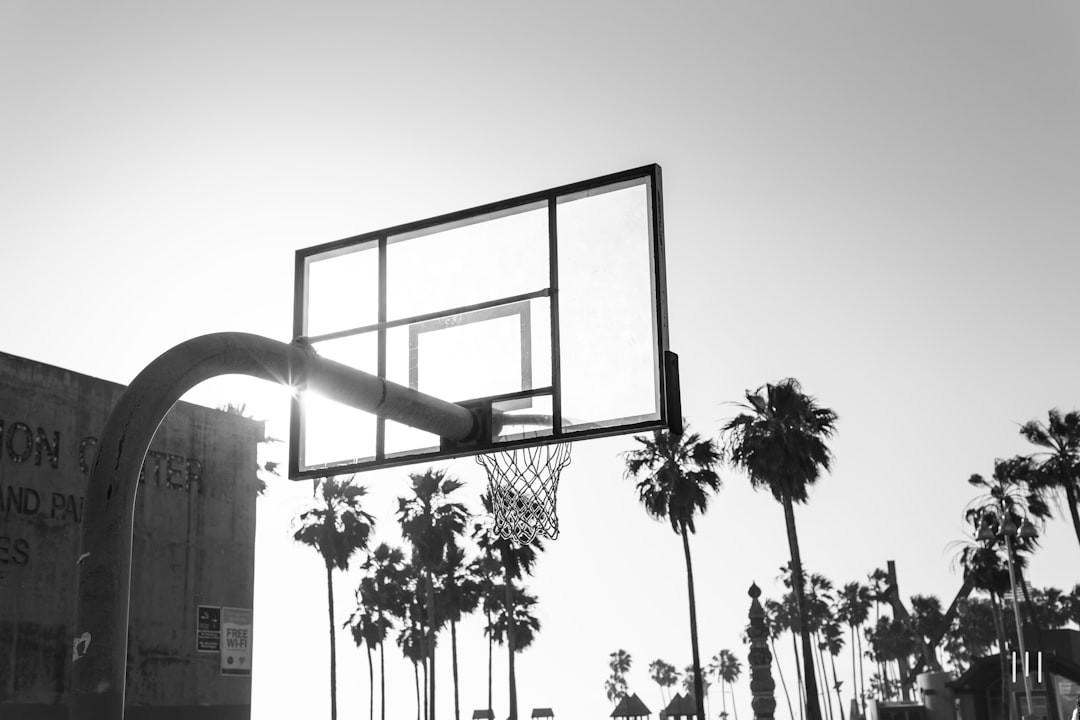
[[648, 659, 680, 710], [475, 494, 545, 720], [623, 424, 721, 720], [722, 379, 838, 720], [359, 543, 408, 720], [397, 468, 470, 720], [764, 598, 798, 720], [346, 604, 381, 720], [293, 476, 376, 720], [819, 619, 846, 720], [711, 649, 743, 720], [965, 458, 1048, 720], [438, 545, 482, 720], [805, 573, 837, 720], [951, 506, 1015, 720], [835, 581, 871, 717], [1019, 409, 1080, 553], [486, 582, 542, 712], [467, 543, 503, 717], [396, 588, 428, 720]]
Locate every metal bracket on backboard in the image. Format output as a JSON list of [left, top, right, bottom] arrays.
[[664, 351, 683, 436], [439, 400, 492, 454]]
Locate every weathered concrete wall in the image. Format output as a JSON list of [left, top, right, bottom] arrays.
[[0, 351, 261, 719]]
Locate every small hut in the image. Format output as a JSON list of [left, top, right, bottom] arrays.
[[659, 692, 698, 719], [530, 709, 554, 719], [611, 692, 652, 719], [471, 711, 495, 720]]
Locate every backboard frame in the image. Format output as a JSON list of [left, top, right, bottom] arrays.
[[289, 164, 679, 479]]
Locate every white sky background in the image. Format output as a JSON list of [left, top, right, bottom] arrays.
[[3, 2, 1080, 718]]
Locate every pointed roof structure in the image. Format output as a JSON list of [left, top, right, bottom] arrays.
[[471, 712, 495, 720], [659, 692, 698, 719], [530, 709, 554, 719], [610, 692, 652, 718]]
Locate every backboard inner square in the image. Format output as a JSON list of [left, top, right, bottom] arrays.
[[409, 302, 534, 408]]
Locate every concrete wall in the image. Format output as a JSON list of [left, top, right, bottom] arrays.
[[0, 351, 261, 719]]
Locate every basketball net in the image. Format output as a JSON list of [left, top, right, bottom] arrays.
[[476, 442, 571, 545]]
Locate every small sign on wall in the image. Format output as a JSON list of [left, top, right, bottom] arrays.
[[221, 606, 253, 677], [197, 605, 221, 653]]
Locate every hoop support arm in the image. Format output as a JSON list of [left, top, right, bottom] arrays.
[[71, 332, 477, 719]]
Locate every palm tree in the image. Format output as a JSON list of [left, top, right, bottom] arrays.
[[486, 582, 542, 712], [623, 424, 722, 720], [722, 378, 838, 720], [346, 604, 381, 720], [711, 649, 743, 720], [908, 595, 944, 672], [607, 650, 633, 702], [359, 543, 409, 720], [965, 458, 1049, 720], [943, 596, 997, 673], [951, 506, 1015, 719], [820, 619, 846, 720], [648, 659, 680, 710], [764, 598, 798, 720], [397, 468, 470, 720], [438, 545, 483, 720], [863, 615, 915, 701], [396, 586, 428, 720], [805, 573, 838, 720], [1019, 409, 1080, 553], [475, 494, 545, 720], [293, 476, 376, 720], [467, 540, 504, 718], [835, 581, 871, 717]]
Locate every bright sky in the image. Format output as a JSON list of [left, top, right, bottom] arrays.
[[4, 2, 1080, 719]]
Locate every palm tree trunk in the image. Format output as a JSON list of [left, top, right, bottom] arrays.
[[829, 652, 845, 720], [326, 563, 338, 720], [856, 630, 866, 717], [414, 661, 421, 720], [815, 634, 832, 720], [423, 655, 429, 720], [731, 679, 739, 720], [770, 634, 796, 720], [848, 625, 857, 716], [505, 569, 518, 720], [1066, 476, 1080, 552], [367, 644, 375, 720], [452, 619, 461, 720], [380, 639, 387, 720], [679, 521, 707, 720], [486, 607, 493, 716], [782, 492, 823, 720], [721, 678, 728, 717], [792, 630, 805, 720], [426, 572, 437, 720]]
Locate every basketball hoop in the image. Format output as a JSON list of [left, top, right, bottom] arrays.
[[476, 442, 571, 545]]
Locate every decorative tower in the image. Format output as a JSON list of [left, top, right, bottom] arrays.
[[747, 582, 777, 720]]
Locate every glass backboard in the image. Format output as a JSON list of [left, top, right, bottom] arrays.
[[289, 164, 679, 478]]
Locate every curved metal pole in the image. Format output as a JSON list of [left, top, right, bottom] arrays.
[[71, 332, 477, 719]]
